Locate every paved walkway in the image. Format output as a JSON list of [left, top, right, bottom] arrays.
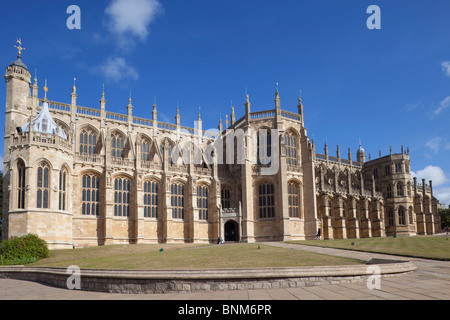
[[0, 242, 449, 300]]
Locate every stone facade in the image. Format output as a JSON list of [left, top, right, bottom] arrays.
[[2, 52, 441, 249]]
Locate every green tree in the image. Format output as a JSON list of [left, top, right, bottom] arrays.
[[439, 208, 450, 231]]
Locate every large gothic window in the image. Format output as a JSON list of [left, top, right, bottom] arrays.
[[79, 129, 97, 155], [197, 185, 208, 220], [284, 132, 297, 166], [82, 174, 100, 215], [111, 132, 125, 158], [171, 183, 185, 219], [386, 184, 392, 198], [257, 129, 271, 166], [144, 180, 158, 218], [114, 177, 131, 217], [37, 163, 49, 209], [59, 169, 68, 211], [387, 208, 394, 226], [288, 182, 300, 218], [142, 139, 151, 162], [221, 188, 231, 209], [396, 183, 404, 196], [258, 182, 275, 218], [398, 206, 406, 225], [17, 160, 26, 209]]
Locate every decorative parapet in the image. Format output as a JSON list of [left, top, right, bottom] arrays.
[[76, 106, 100, 118], [111, 157, 134, 167], [10, 132, 72, 153], [75, 153, 103, 165], [250, 110, 276, 120], [169, 164, 188, 173], [141, 161, 162, 170], [194, 166, 212, 176], [315, 153, 362, 168], [39, 99, 71, 114]]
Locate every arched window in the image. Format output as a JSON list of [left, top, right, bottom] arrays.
[[17, 160, 26, 209], [284, 132, 297, 166], [398, 206, 406, 225], [221, 188, 231, 209], [387, 208, 394, 226], [197, 185, 208, 220], [396, 183, 404, 196], [59, 168, 68, 211], [258, 182, 275, 218], [171, 183, 185, 219], [257, 129, 271, 166], [79, 129, 97, 155], [82, 174, 100, 215], [37, 163, 49, 209], [144, 180, 158, 218], [386, 184, 392, 198], [111, 132, 125, 158], [288, 182, 299, 218], [114, 177, 131, 217], [142, 139, 151, 162]]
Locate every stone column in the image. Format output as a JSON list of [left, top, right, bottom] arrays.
[[414, 195, 425, 235], [302, 138, 318, 240], [241, 151, 255, 242], [360, 198, 371, 238], [134, 173, 145, 244], [103, 170, 114, 245], [188, 177, 198, 242], [278, 135, 290, 241], [335, 197, 346, 239], [162, 173, 173, 243]]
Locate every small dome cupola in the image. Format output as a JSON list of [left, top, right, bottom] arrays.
[[9, 38, 28, 71], [357, 140, 366, 164]]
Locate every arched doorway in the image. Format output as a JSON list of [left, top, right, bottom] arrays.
[[224, 220, 239, 242]]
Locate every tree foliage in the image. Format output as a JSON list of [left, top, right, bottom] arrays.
[[439, 208, 450, 230]]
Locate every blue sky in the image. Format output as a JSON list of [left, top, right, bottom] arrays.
[[1, 0, 450, 204]]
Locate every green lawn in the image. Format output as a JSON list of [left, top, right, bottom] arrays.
[[27, 243, 362, 270], [287, 235, 450, 260]]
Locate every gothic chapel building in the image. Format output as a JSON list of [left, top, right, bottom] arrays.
[[2, 46, 441, 249]]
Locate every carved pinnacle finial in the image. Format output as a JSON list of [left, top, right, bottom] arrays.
[[43, 79, 48, 101]]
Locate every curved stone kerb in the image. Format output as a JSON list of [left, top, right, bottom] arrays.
[[0, 261, 416, 280]]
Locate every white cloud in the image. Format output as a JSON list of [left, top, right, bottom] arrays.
[[433, 96, 450, 116], [425, 137, 441, 153], [446, 142, 450, 150], [98, 56, 139, 83], [435, 187, 450, 206], [411, 165, 448, 187], [442, 61, 450, 77], [105, 0, 162, 43]]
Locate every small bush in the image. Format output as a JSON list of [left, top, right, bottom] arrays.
[[0, 234, 49, 265]]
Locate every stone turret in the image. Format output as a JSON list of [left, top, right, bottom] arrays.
[[357, 143, 365, 164]]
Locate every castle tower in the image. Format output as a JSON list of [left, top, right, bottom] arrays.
[[3, 42, 74, 247], [362, 147, 415, 236], [3, 40, 32, 240]]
